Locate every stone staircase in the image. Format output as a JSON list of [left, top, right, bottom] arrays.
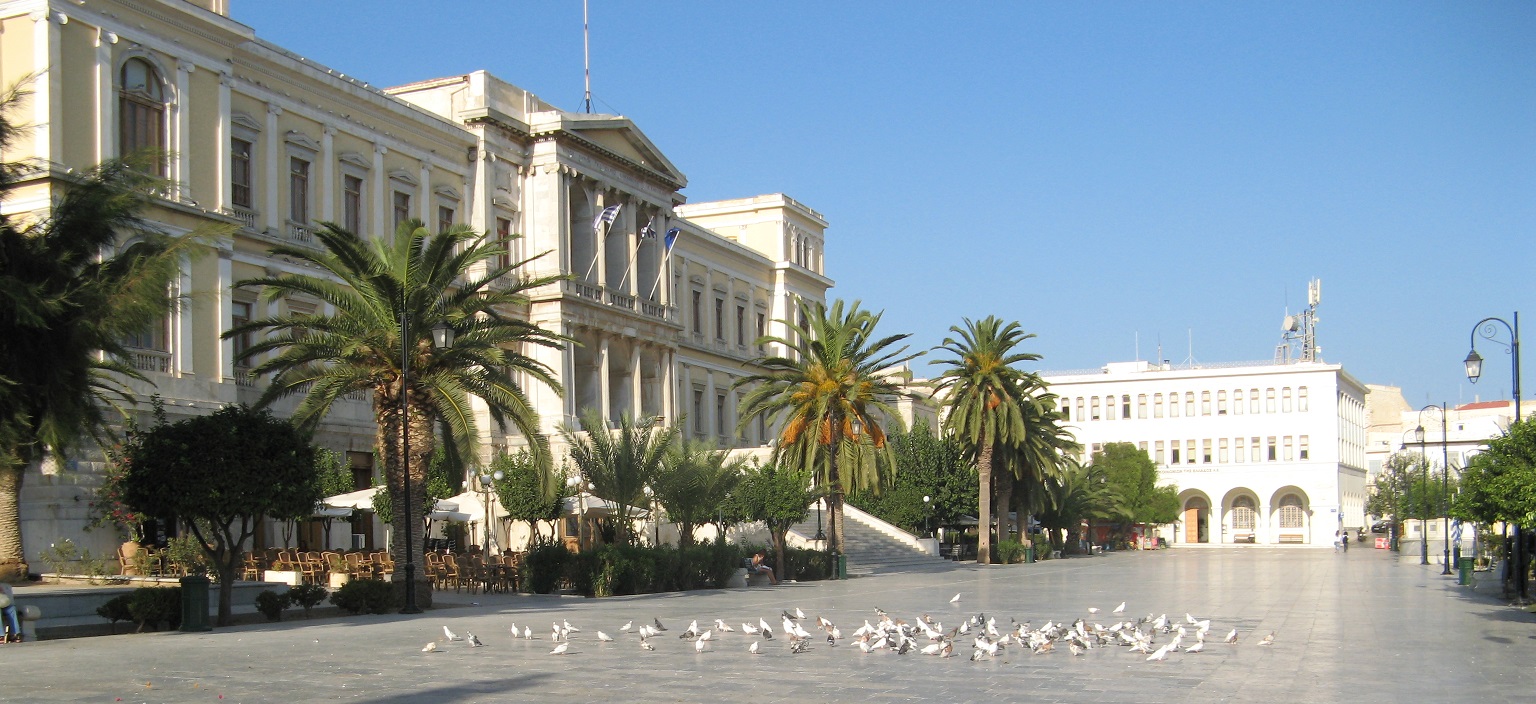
[[789, 502, 951, 576]]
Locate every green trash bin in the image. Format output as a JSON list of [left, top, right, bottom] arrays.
[[1024, 546, 1036, 563], [1458, 557, 1475, 586], [179, 575, 211, 632], [834, 553, 847, 580]]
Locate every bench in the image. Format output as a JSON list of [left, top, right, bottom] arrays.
[[1278, 534, 1305, 544], [1234, 534, 1256, 544]]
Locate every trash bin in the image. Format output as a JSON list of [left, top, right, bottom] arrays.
[[834, 553, 847, 580], [1458, 557, 1475, 586], [179, 575, 211, 632], [1024, 546, 1036, 563]]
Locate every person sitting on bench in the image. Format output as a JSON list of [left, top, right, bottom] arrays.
[[747, 550, 778, 585]]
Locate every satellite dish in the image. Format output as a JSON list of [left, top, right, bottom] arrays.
[[1283, 315, 1298, 332]]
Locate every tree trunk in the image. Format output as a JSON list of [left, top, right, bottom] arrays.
[[0, 463, 27, 582], [994, 472, 1013, 548], [976, 442, 993, 565], [678, 521, 694, 549], [378, 387, 434, 609], [827, 429, 845, 558], [771, 525, 787, 580]]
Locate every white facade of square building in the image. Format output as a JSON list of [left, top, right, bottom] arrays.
[[1042, 360, 1369, 547]]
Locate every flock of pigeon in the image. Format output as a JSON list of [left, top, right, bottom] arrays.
[[421, 592, 1274, 664]]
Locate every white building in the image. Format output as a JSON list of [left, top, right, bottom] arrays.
[[1042, 360, 1369, 547]]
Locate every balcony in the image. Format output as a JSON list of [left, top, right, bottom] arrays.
[[605, 291, 635, 310], [558, 280, 678, 324], [125, 349, 171, 374], [234, 367, 258, 388], [221, 207, 258, 231], [285, 221, 315, 245]]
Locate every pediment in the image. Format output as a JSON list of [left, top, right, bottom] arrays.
[[558, 114, 687, 188], [230, 112, 262, 133], [284, 130, 320, 153], [338, 151, 371, 170]]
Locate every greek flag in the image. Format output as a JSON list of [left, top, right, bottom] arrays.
[[663, 227, 681, 251], [639, 216, 657, 240], [593, 204, 621, 234]]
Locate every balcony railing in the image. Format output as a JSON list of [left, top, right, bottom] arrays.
[[221, 207, 258, 231], [558, 280, 678, 324], [125, 349, 171, 374], [234, 367, 257, 388], [573, 281, 603, 301], [286, 221, 315, 245], [606, 291, 635, 310]]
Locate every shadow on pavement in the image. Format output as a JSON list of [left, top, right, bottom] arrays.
[[352, 673, 554, 704]]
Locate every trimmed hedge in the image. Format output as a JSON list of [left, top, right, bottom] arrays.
[[516, 541, 830, 597], [329, 578, 395, 614]]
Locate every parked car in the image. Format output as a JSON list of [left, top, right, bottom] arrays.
[[1370, 520, 1395, 534]]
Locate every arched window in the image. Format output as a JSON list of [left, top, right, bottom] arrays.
[[1278, 495, 1305, 529], [119, 58, 167, 175], [1231, 496, 1256, 530]]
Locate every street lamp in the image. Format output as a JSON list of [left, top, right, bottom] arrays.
[[1411, 419, 1430, 566], [643, 485, 659, 546], [398, 315, 453, 615], [1416, 404, 1453, 575], [922, 495, 932, 539], [1465, 313, 1523, 601], [477, 469, 505, 557]]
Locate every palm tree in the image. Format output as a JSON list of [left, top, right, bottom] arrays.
[[736, 299, 919, 557], [1037, 461, 1122, 554], [560, 409, 674, 546], [0, 83, 202, 580], [653, 439, 746, 548], [999, 388, 1080, 540], [230, 221, 566, 600], [929, 316, 1040, 564]]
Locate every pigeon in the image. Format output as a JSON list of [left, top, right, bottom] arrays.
[[597, 631, 614, 643], [1186, 641, 1205, 653], [950, 593, 961, 604], [789, 637, 811, 654], [695, 638, 707, 653], [421, 642, 438, 652], [939, 640, 954, 658], [467, 633, 484, 648], [1088, 607, 1100, 615], [1186, 613, 1198, 625], [698, 630, 713, 642], [443, 626, 462, 642], [1224, 628, 1239, 644], [1147, 643, 1172, 662], [1112, 602, 1126, 614], [1069, 642, 1084, 656], [620, 621, 633, 633], [640, 639, 655, 651], [551, 625, 562, 642], [680, 620, 700, 639], [759, 617, 773, 635], [654, 618, 668, 631], [749, 640, 760, 654], [1258, 632, 1275, 646], [509, 622, 520, 637], [920, 642, 942, 655], [715, 620, 735, 633], [742, 623, 761, 635], [523, 626, 533, 640], [795, 608, 807, 620], [563, 619, 581, 633], [550, 642, 569, 655]]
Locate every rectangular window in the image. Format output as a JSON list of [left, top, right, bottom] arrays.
[[1186, 440, 1196, 464], [1299, 435, 1310, 461], [1076, 398, 1085, 421], [1266, 388, 1276, 413], [1169, 393, 1180, 418], [1298, 386, 1309, 412], [1137, 394, 1148, 419], [437, 205, 455, 234], [1090, 397, 1101, 421], [289, 157, 310, 223], [1061, 403, 1070, 422], [1155, 441, 1165, 464], [1283, 436, 1294, 461], [692, 388, 706, 437], [1170, 444, 1181, 464], [1217, 390, 1227, 415], [392, 191, 411, 230], [691, 290, 703, 334], [231, 138, 253, 209], [230, 301, 252, 367], [1267, 436, 1277, 461], [755, 312, 766, 348], [1234, 390, 1244, 415], [1202, 439, 1212, 464], [1122, 395, 1131, 420], [1106, 396, 1117, 421], [714, 298, 725, 340], [736, 305, 746, 346], [1153, 393, 1164, 418], [494, 217, 513, 268], [1250, 389, 1260, 414], [124, 316, 170, 352], [1235, 437, 1245, 463], [1281, 387, 1293, 413], [1201, 391, 1211, 416], [1185, 392, 1195, 417], [715, 393, 728, 440], [1251, 436, 1262, 463], [1138, 441, 1148, 454], [342, 175, 364, 233], [1219, 438, 1229, 463]]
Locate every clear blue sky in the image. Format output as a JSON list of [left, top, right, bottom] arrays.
[[232, 1, 1534, 408]]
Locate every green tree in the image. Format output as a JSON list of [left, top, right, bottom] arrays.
[[117, 405, 321, 626], [0, 84, 209, 580], [929, 316, 1040, 564], [371, 444, 454, 527], [653, 439, 746, 548], [735, 461, 815, 573], [1367, 451, 1438, 541], [561, 410, 675, 546], [1093, 442, 1180, 533], [847, 419, 977, 535], [314, 449, 354, 499], [489, 447, 568, 550], [996, 390, 1079, 541], [1036, 461, 1123, 554], [736, 299, 920, 558], [228, 220, 565, 603], [1450, 417, 1536, 596]]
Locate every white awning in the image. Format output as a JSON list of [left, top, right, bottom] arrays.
[[323, 487, 378, 511]]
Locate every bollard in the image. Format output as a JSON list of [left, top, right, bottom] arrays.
[[179, 575, 211, 632], [1458, 557, 1475, 586]]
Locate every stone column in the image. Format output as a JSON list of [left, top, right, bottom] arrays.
[[704, 370, 716, 438], [320, 126, 336, 222], [630, 344, 643, 419], [93, 27, 117, 163], [1259, 502, 1272, 544], [218, 249, 234, 381], [215, 72, 231, 210], [418, 162, 433, 224], [174, 60, 194, 201], [593, 187, 609, 288], [30, 10, 61, 165], [264, 104, 282, 231], [597, 336, 611, 426], [371, 145, 387, 238], [662, 349, 675, 426]]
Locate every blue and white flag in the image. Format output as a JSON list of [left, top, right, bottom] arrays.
[[663, 227, 681, 251], [593, 204, 622, 234], [639, 216, 657, 240]]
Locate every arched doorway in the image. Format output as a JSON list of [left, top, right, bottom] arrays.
[[1183, 497, 1210, 544], [1229, 495, 1257, 543], [1273, 491, 1309, 544]]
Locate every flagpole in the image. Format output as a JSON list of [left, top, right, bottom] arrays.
[[582, 0, 592, 114], [615, 217, 652, 293], [646, 229, 680, 302]]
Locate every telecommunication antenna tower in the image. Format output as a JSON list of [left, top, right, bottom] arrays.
[[1276, 278, 1321, 363]]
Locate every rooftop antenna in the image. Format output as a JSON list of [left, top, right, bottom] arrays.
[[1277, 278, 1322, 363], [1183, 328, 1196, 367], [1134, 331, 1140, 362], [582, 0, 592, 113]]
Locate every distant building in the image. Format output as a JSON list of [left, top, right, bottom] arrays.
[[1042, 359, 1368, 547], [1365, 387, 1533, 479]]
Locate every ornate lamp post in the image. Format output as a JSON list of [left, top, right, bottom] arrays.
[[476, 469, 505, 556], [923, 494, 932, 538], [1415, 404, 1452, 576], [399, 315, 453, 615], [1464, 313, 1523, 601]]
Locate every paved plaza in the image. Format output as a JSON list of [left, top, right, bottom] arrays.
[[7, 547, 1533, 703]]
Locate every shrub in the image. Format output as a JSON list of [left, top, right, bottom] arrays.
[[701, 540, 743, 588], [329, 579, 395, 614], [38, 539, 80, 581], [523, 543, 570, 594], [96, 594, 133, 632], [127, 587, 182, 631], [782, 548, 832, 581], [255, 590, 289, 622], [995, 540, 1026, 564], [565, 550, 598, 597], [286, 584, 328, 617]]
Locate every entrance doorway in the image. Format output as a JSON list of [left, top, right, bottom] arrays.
[[1184, 497, 1210, 543]]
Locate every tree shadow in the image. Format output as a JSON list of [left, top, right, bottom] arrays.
[[352, 674, 554, 704]]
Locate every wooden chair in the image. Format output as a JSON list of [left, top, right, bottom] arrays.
[[424, 552, 444, 589], [440, 554, 463, 592], [344, 552, 373, 579], [118, 542, 144, 577], [322, 552, 345, 578], [374, 552, 394, 578], [241, 552, 261, 581], [500, 554, 522, 593]]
